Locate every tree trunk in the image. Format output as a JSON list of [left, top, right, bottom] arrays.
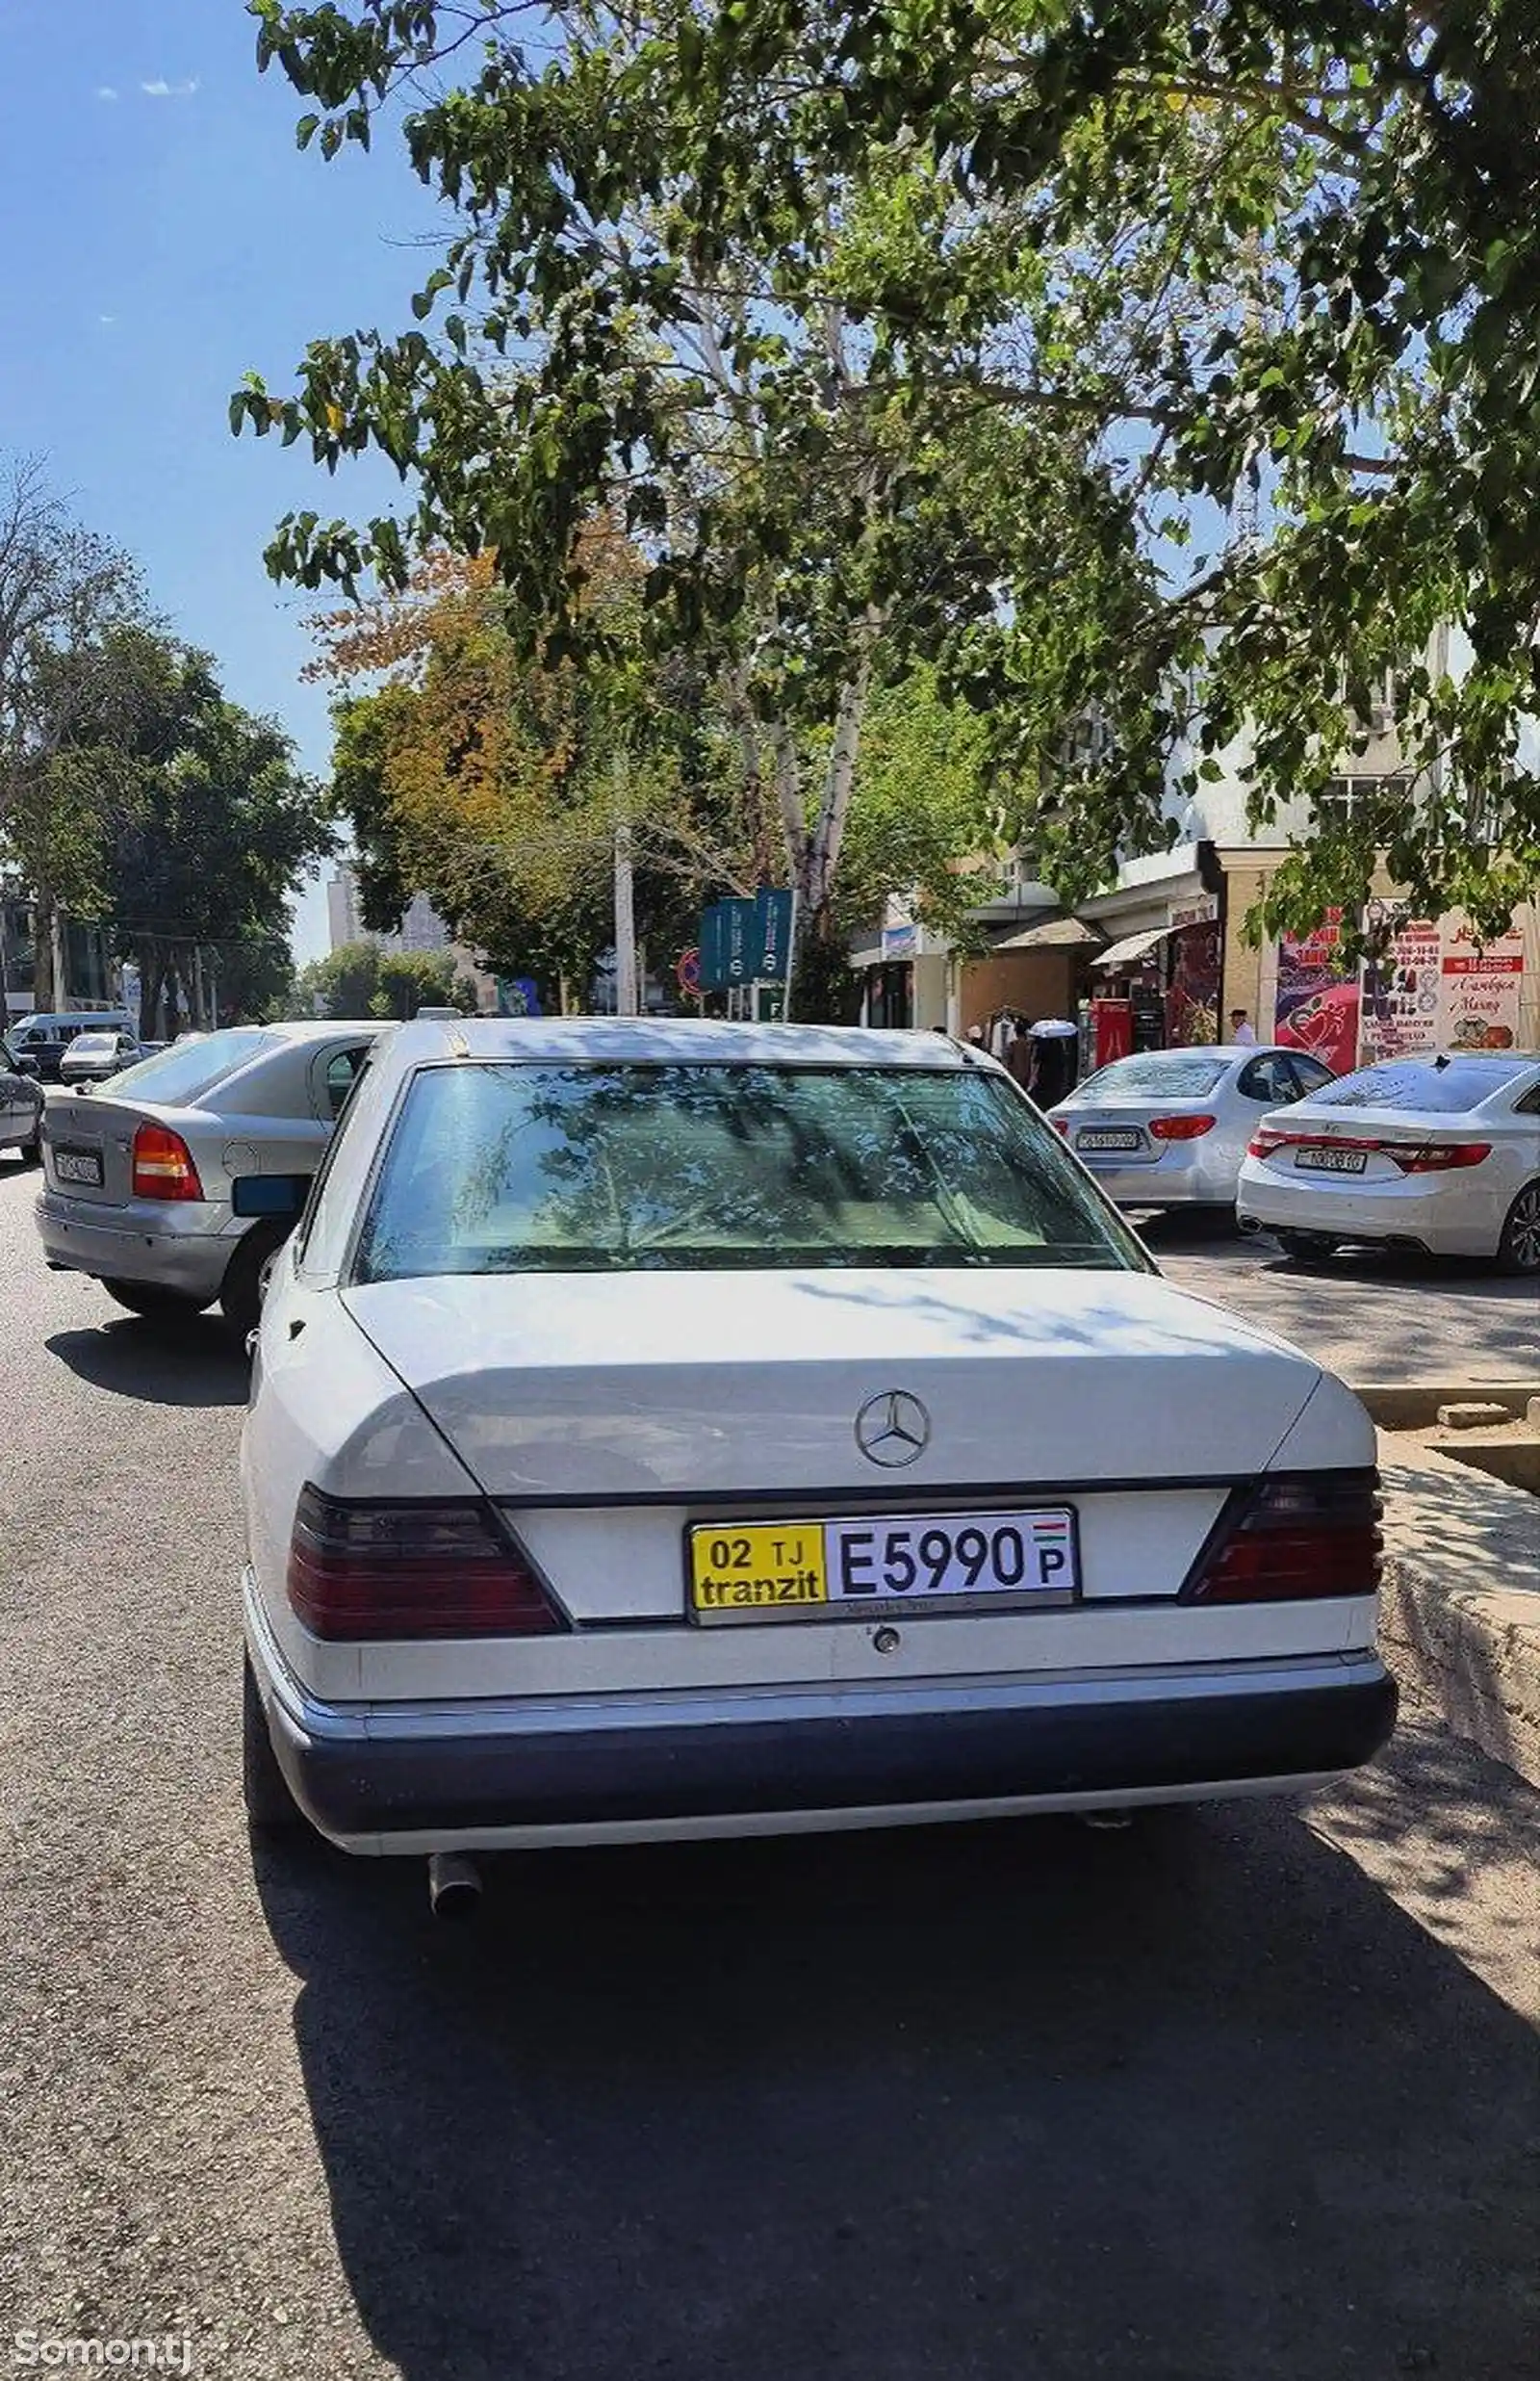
[[777, 624, 878, 1022], [136, 936, 157, 1038], [32, 890, 58, 1014]]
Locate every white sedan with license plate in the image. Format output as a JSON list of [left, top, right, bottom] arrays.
[[1048, 1045, 1337, 1211], [241, 1020, 1397, 1873], [1237, 1053, 1540, 1270]]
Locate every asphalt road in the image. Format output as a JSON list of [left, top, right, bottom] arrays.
[[1, 1152, 1537, 2381], [1143, 1212, 1540, 1383]]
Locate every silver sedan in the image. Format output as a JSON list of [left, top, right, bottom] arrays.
[[36, 1021, 383, 1335], [1049, 1045, 1337, 1212]]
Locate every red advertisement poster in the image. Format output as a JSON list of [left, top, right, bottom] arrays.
[[1165, 920, 1222, 1047], [1272, 911, 1362, 1074], [1359, 917, 1441, 1063], [1438, 922, 1526, 1051]]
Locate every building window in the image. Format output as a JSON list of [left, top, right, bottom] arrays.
[[63, 919, 109, 1005], [1, 899, 37, 1000]]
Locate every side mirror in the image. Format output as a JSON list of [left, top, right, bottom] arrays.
[[231, 1174, 310, 1219], [13, 1054, 38, 1079]]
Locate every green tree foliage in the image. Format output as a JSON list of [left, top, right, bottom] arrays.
[[0, 462, 149, 1008], [0, 459, 333, 1026], [294, 936, 476, 1020], [103, 637, 336, 1034], [235, 10, 1070, 1001], [241, 0, 1540, 953], [310, 550, 750, 1009]]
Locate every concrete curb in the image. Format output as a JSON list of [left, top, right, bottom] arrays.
[[1352, 1382, 1540, 1430], [1376, 1436, 1540, 1792]]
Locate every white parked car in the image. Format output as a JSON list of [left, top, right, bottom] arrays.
[[241, 1020, 1395, 1898], [57, 1028, 146, 1086], [1048, 1045, 1337, 1211], [1237, 1053, 1540, 1272]]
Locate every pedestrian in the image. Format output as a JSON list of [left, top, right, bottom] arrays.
[[1006, 1016, 1037, 1093], [1229, 1008, 1258, 1046]]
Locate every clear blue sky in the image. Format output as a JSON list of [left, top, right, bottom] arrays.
[[0, 0, 443, 959]]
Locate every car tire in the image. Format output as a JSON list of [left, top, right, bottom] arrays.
[[20, 1124, 41, 1165], [101, 1279, 208, 1320], [243, 1652, 304, 1835], [1497, 1179, 1540, 1277], [1273, 1229, 1340, 1264], [220, 1223, 288, 1342]]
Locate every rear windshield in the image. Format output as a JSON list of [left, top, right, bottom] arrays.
[[1076, 1052, 1231, 1100], [1310, 1059, 1531, 1114], [67, 1033, 119, 1055], [353, 1062, 1147, 1281], [104, 1028, 283, 1107]]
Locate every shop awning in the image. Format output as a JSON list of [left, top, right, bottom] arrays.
[[1092, 924, 1180, 971], [991, 915, 1104, 952]]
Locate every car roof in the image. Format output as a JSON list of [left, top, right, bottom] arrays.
[[239, 1019, 384, 1044], [383, 1017, 980, 1069]]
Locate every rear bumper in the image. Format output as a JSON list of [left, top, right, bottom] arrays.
[[35, 1187, 235, 1299], [1075, 1151, 1238, 1208], [244, 1583, 1398, 1852], [1235, 1164, 1490, 1256]]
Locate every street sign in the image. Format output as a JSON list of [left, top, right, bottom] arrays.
[[754, 888, 795, 982], [677, 946, 702, 996], [700, 890, 794, 990]]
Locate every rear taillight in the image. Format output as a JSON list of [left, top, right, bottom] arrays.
[[286, 1488, 566, 1641], [132, 1122, 203, 1201], [1051, 1116, 1070, 1134], [1387, 1142, 1491, 1174], [1246, 1129, 1490, 1172], [1186, 1471, 1382, 1604], [1149, 1113, 1218, 1141]]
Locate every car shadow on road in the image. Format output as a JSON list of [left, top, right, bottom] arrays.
[[254, 1727, 1540, 2381], [45, 1318, 249, 1408]]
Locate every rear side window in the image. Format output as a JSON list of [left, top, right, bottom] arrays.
[[1312, 1060, 1531, 1114], [104, 1029, 283, 1106], [1237, 1053, 1297, 1104], [322, 1045, 370, 1118], [353, 1062, 1150, 1282]]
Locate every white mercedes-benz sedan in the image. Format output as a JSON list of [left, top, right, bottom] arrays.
[[240, 1019, 1396, 1875]]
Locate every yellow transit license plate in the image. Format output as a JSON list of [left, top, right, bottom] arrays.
[[688, 1509, 1079, 1623], [690, 1522, 828, 1618]]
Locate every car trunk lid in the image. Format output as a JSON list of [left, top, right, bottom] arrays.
[[340, 1268, 1324, 1631], [40, 1090, 146, 1203]]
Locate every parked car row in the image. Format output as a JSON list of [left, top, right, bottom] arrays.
[[9, 1012, 1403, 1896], [1049, 1046, 1540, 1274]]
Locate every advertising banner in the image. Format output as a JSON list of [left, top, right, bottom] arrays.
[[1165, 919, 1221, 1047], [1438, 920, 1526, 1052], [1358, 917, 1441, 1063], [1272, 909, 1362, 1074]]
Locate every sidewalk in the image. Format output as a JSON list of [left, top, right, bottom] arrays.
[[1378, 1436, 1540, 1790]]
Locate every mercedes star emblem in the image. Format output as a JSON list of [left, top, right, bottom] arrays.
[[855, 1390, 931, 1468]]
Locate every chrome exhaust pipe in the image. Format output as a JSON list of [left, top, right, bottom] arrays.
[[1236, 1214, 1263, 1236], [427, 1850, 483, 1920]]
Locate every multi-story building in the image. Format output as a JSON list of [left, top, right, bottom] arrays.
[[849, 633, 1540, 1057], [1, 892, 117, 1021]]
